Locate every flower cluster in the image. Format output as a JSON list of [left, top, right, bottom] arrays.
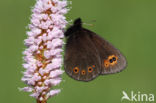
[[21, 0, 69, 103]]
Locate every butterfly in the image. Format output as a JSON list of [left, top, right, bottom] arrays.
[[64, 18, 127, 82]]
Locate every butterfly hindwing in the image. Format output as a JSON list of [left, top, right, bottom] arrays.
[[84, 29, 127, 75], [64, 29, 101, 81]]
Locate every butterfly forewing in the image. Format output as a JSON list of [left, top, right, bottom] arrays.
[[64, 29, 101, 81], [84, 29, 127, 75]]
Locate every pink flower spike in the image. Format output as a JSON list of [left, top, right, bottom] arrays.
[[21, 0, 70, 103]]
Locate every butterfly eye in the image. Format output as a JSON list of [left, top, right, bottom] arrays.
[[81, 70, 86, 75], [88, 67, 93, 73], [73, 67, 79, 74]]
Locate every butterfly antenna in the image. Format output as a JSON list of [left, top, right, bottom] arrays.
[[83, 20, 96, 26], [83, 23, 94, 26]]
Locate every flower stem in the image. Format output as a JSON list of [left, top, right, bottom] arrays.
[[37, 99, 47, 103]]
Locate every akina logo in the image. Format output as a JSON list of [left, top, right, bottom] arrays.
[[121, 91, 154, 102]]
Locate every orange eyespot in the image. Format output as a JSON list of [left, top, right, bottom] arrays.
[[92, 65, 95, 68], [73, 67, 79, 74], [109, 59, 113, 63], [88, 67, 93, 73], [110, 55, 118, 65], [104, 60, 110, 68], [112, 57, 117, 61], [104, 55, 118, 68], [81, 70, 86, 75]]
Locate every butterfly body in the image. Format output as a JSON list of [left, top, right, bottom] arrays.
[[64, 18, 127, 82]]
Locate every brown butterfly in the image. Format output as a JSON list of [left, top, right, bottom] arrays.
[[64, 18, 127, 82]]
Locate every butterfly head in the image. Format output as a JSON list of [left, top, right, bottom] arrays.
[[73, 18, 82, 28], [65, 18, 82, 37]]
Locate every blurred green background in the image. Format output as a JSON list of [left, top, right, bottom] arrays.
[[0, 0, 156, 103]]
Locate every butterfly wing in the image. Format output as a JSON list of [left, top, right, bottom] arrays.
[[64, 30, 101, 81], [84, 29, 127, 75]]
